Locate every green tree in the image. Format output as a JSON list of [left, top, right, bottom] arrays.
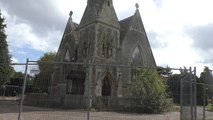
[[9, 71, 34, 86], [167, 73, 188, 104], [38, 52, 56, 73], [34, 52, 56, 92], [0, 10, 12, 87], [167, 72, 205, 105], [200, 67, 213, 99], [196, 77, 207, 106], [131, 68, 172, 113], [157, 66, 172, 77]]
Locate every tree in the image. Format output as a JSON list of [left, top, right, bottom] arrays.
[[9, 71, 34, 86], [131, 68, 172, 113], [200, 67, 213, 99], [157, 66, 172, 77], [34, 52, 56, 92], [167, 73, 187, 104], [0, 10, 12, 87], [167, 71, 205, 105]]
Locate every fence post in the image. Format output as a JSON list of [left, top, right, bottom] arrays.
[[193, 67, 197, 120], [87, 62, 92, 120], [17, 58, 29, 120], [190, 67, 194, 120], [180, 78, 183, 120], [3, 85, 5, 96], [203, 86, 206, 120]]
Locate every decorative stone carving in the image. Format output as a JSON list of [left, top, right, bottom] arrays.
[[135, 3, 139, 9]]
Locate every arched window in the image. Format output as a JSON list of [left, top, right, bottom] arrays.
[[106, 43, 110, 58], [83, 42, 87, 57], [64, 50, 70, 62], [107, 0, 110, 6], [102, 43, 105, 56], [101, 33, 114, 58], [130, 44, 143, 81], [102, 76, 111, 96], [131, 45, 143, 65]]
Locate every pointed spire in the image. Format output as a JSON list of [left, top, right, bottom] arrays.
[[79, 0, 119, 29]]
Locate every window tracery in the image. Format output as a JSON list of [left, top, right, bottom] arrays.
[[130, 45, 143, 81], [101, 33, 114, 58], [64, 50, 70, 62]]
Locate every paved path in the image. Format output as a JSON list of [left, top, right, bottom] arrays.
[[0, 100, 180, 120], [0, 100, 211, 120]]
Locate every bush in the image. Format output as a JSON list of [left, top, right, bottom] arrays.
[[131, 68, 172, 113]]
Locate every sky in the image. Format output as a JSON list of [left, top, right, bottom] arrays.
[[0, 0, 213, 75]]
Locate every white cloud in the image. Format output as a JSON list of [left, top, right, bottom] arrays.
[[1, 0, 213, 75], [11, 57, 19, 63], [5, 13, 61, 52]]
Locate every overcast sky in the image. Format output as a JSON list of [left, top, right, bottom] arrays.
[[0, 0, 213, 75]]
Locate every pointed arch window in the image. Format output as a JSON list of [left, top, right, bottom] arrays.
[[83, 42, 87, 57], [101, 33, 114, 58], [102, 76, 111, 96], [64, 50, 70, 62], [130, 44, 143, 81], [102, 42, 113, 58], [106, 43, 110, 58], [102, 43, 105, 56], [107, 0, 110, 6]]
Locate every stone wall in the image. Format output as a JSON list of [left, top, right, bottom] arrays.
[[64, 95, 88, 109], [25, 94, 140, 111], [24, 93, 63, 108]]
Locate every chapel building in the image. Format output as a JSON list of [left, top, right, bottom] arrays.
[[50, 0, 156, 107]]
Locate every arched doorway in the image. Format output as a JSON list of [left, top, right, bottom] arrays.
[[102, 76, 111, 96]]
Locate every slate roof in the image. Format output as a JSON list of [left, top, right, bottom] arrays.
[[119, 16, 133, 41]]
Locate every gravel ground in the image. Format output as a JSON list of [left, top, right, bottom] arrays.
[[0, 99, 212, 120]]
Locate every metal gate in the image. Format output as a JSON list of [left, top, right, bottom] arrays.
[[180, 67, 197, 120]]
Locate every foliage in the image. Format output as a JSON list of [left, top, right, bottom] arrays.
[[157, 66, 172, 77], [131, 68, 172, 113], [199, 66, 213, 96], [196, 77, 208, 106], [38, 52, 56, 73], [167, 74, 183, 103], [34, 52, 56, 92], [167, 72, 205, 105], [207, 102, 213, 110], [0, 10, 12, 87], [9, 71, 34, 86]]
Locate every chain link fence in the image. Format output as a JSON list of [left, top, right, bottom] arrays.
[[1, 60, 211, 120], [195, 82, 213, 120]]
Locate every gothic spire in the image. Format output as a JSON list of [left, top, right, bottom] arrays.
[[79, 0, 119, 29]]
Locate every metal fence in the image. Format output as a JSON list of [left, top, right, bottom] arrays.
[[195, 81, 213, 120], [180, 67, 197, 120], [0, 59, 210, 120]]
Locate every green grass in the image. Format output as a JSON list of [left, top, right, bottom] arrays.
[[207, 103, 213, 110]]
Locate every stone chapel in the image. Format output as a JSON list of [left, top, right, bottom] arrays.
[[50, 0, 156, 107]]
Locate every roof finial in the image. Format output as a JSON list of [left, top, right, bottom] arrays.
[[69, 11, 73, 18], [135, 3, 139, 9]]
